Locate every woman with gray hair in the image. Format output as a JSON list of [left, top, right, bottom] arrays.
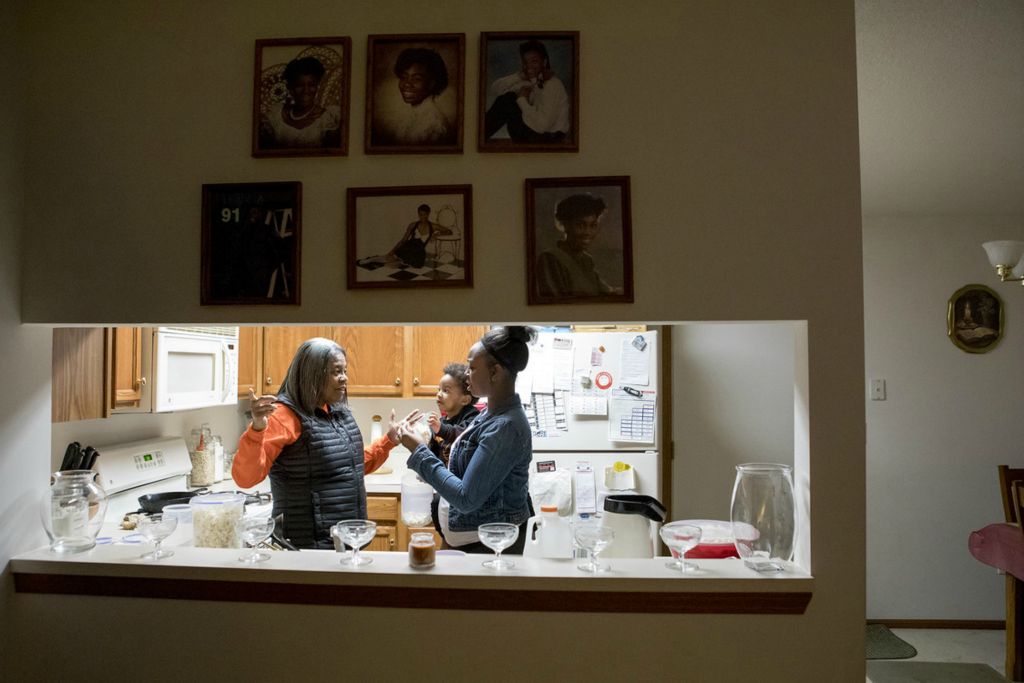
[[233, 337, 420, 549]]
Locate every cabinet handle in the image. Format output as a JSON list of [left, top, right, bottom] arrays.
[[413, 377, 420, 386], [266, 376, 273, 386], [136, 376, 147, 387], [394, 378, 401, 386]]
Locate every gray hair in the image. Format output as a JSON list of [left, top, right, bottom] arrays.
[[277, 337, 346, 415]]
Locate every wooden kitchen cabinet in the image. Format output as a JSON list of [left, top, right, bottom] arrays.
[[238, 325, 489, 399], [52, 328, 107, 423], [407, 325, 488, 396], [109, 327, 145, 409], [366, 494, 400, 551]]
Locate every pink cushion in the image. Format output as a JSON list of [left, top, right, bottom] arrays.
[[969, 523, 1024, 580]]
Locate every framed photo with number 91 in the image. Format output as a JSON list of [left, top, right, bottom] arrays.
[[201, 181, 302, 305]]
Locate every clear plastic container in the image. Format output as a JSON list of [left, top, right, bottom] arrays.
[[401, 471, 434, 527], [523, 505, 573, 559], [189, 492, 245, 548]]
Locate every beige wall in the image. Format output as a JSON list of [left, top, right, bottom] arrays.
[[8, 1, 865, 680]]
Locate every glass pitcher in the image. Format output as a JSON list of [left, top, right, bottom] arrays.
[[40, 471, 108, 553], [730, 463, 795, 570]]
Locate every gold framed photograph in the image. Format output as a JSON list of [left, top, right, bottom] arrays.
[[947, 284, 1004, 353]]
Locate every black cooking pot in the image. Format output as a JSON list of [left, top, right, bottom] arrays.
[[137, 489, 209, 513]]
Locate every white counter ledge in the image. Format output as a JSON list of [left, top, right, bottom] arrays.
[[11, 545, 813, 615]]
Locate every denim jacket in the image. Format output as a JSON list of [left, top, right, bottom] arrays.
[[407, 395, 532, 532]]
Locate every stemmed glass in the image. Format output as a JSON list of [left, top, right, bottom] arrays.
[[138, 513, 177, 561], [660, 522, 702, 573], [236, 515, 275, 564], [575, 524, 615, 573], [333, 520, 377, 567], [478, 523, 519, 570]]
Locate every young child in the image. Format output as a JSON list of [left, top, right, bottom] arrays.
[[428, 362, 480, 535], [427, 362, 479, 466]]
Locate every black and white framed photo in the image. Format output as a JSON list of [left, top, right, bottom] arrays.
[[479, 31, 579, 152], [947, 284, 1003, 353], [201, 182, 301, 305], [347, 185, 472, 289], [252, 37, 351, 157], [526, 176, 633, 305], [365, 34, 465, 154]]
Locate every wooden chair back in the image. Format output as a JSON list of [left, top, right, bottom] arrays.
[[999, 465, 1024, 524]]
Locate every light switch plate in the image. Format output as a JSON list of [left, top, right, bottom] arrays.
[[870, 379, 886, 401]]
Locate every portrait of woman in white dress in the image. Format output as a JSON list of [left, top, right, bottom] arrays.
[[366, 34, 464, 154], [252, 38, 351, 157]]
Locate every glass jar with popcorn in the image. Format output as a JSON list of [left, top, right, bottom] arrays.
[[189, 492, 246, 548]]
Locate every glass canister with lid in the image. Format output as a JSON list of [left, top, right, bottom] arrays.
[[189, 492, 245, 548], [40, 471, 108, 554]]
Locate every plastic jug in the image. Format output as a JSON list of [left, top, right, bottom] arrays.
[[523, 505, 573, 558], [401, 471, 434, 527]]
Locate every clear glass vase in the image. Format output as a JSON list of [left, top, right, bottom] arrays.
[[730, 463, 795, 570], [40, 471, 108, 554]]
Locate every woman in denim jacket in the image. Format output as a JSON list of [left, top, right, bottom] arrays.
[[402, 326, 536, 553]]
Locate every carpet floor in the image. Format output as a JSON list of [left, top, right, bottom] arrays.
[[866, 660, 1005, 682]]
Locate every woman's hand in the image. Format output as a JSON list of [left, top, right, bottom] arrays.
[[248, 388, 278, 432], [387, 409, 422, 445], [398, 420, 429, 452], [427, 412, 441, 434]]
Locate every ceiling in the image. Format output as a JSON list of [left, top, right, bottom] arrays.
[[856, 0, 1024, 218]]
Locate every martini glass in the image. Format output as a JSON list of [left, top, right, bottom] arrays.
[[333, 520, 377, 567], [660, 522, 702, 572], [138, 513, 177, 561], [575, 524, 615, 573], [236, 515, 275, 564], [478, 523, 519, 570]]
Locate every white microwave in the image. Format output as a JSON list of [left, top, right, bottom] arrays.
[[152, 326, 239, 412]]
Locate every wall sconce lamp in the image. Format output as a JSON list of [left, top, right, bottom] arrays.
[[983, 241, 1024, 285]]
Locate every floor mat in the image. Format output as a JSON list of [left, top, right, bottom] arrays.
[[866, 660, 1004, 682], [867, 624, 918, 660]]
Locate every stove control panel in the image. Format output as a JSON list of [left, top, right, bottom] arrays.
[[95, 437, 191, 494], [133, 450, 166, 471]]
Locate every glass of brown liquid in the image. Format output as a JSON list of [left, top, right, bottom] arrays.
[[409, 532, 436, 569]]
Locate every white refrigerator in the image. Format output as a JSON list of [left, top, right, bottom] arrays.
[[518, 329, 661, 514]]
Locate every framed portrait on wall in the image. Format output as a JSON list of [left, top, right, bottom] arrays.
[[525, 176, 633, 305], [252, 37, 351, 157], [478, 31, 579, 153], [201, 182, 301, 305], [347, 185, 472, 289], [365, 33, 465, 154], [947, 284, 1003, 353]]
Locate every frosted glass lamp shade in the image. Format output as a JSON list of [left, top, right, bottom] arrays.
[[982, 241, 1024, 268]]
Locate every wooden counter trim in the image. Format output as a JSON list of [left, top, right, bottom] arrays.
[[13, 572, 811, 614]]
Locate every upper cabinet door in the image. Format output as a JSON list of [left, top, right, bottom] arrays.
[[408, 326, 489, 397], [330, 327, 405, 397], [261, 327, 328, 394], [236, 327, 263, 399], [110, 327, 144, 408], [52, 328, 106, 423]]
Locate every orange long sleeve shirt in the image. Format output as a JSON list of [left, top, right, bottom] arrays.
[[232, 403, 395, 488]]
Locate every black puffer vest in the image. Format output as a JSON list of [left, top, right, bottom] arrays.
[[269, 395, 366, 549]]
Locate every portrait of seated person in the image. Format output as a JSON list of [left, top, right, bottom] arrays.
[[484, 39, 570, 142], [259, 56, 342, 149], [386, 203, 452, 269], [535, 193, 622, 298], [372, 47, 456, 147]]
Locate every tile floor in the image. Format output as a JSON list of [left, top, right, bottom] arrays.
[[866, 629, 1006, 682]]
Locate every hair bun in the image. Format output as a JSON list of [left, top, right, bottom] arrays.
[[506, 326, 537, 344]]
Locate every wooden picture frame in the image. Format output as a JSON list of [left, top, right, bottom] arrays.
[[252, 37, 351, 157], [478, 31, 579, 153], [525, 176, 633, 305], [201, 182, 301, 305], [947, 284, 1003, 353], [365, 33, 465, 154], [347, 185, 473, 289]]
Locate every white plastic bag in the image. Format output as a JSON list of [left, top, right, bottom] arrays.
[[529, 468, 573, 514]]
